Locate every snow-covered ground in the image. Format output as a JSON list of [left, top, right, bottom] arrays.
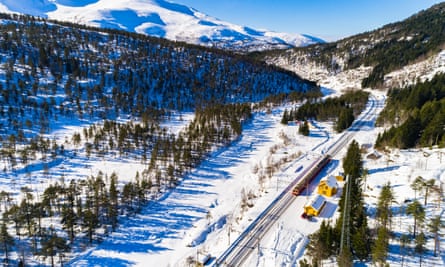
[[62, 89, 442, 266], [67, 104, 337, 266], [0, 80, 443, 266]]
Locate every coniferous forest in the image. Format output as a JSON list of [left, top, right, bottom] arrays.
[[281, 90, 369, 132], [0, 1, 443, 265], [0, 12, 321, 265], [375, 73, 445, 149]]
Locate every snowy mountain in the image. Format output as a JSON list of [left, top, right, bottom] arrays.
[[0, 0, 322, 51]]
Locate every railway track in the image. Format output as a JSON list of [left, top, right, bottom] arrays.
[[213, 95, 380, 266]]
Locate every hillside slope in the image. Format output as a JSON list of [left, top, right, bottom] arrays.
[[261, 2, 445, 89], [0, 0, 322, 51], [0, 12, 321, 265]]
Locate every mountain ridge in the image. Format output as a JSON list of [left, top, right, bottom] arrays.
[[260, 2, 445, 89], [0, 0, 323, 51]]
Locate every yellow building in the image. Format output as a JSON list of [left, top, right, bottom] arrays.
[[335, 175, 345, 182], [317, 175, 338, 197], [304, 194, 327, 217]]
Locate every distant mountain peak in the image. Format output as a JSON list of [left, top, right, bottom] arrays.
[[0, 0, 323, 51]]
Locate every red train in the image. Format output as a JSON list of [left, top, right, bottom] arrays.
[[292, 155, 331, 196]]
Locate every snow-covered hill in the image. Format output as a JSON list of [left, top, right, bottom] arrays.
[[0, 0, 322, 51], [263, 2, 445, 89]]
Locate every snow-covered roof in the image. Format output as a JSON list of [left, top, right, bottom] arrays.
[[307, 194, 326, 211], [321, 175, 338, 188]]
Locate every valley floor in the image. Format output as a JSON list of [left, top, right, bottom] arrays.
[[1, 88, 443, 267], [68, 90, 444, 266]]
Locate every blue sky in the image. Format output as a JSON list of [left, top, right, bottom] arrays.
[[174, 0, 443, 41]]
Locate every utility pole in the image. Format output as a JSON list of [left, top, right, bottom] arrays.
[[340, 175, 351, 253]]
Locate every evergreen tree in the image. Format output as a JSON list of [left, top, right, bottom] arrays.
[[422, 178, 436, 206], [428, 215, 444, 257], [406, 200, 425, 238], [108, 172, 119, 230], [0, 223, 14, 264], [83, 208, 98, 244], [399, 234, 410, 266], [372, 227, 389, 266], [281, 109, 289, 125], [335, 107, 354, 133], [351, 223, 371, 261], [415, 232, 427, 266], [411, 176, 425, 199], [342, 140, 363, 179], [61, 180, 78, 242], [298, 120, 310, 136], [40, 228, 70, 267], [306, 220, 338, 265], [336, 140, 371, 262], [337, 248, 353, 267], [376, 182, 395, 230]]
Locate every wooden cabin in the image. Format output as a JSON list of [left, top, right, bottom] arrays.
[[303, 194, 327, 217], [317, 175, 338, 197]]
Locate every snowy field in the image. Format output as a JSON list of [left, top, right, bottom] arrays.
[[65, 90, 442, 266], [0, 86, 443, 266]]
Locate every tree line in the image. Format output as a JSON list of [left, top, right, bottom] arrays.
[[281, 90, 369, 132]]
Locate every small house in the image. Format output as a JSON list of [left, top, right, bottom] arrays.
[[335, 175, 345, 182], [304, 194, 327, 217], [317, 175, 338, 197], [335, 172, 345, 182]]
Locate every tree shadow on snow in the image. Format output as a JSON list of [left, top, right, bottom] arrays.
[[367, 165, 400, 175]]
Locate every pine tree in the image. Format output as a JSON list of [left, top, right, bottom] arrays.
[[422, 178, 436, 206], [337, 140, 371, 262], [108, 172, 119, 230], [337, 248, 353, 267], [411, 176, 424, 200], [399, 234, 410, 266], [335, 107, 354, 132], [352, 223, 371, 261], [306, 220, 337, 265], [281, 109, 289, 125], [298, 120, 310, 136], [415, 232, 426, 266], [61, 203, 76, 242], [0, 223, 14, 264], [40, 227, 70, 267], [342, 140, 363, 179], [406, 200, 425, 238], [83, 208, 98, 244], [61, 180, 78, 242], [376, 182, 395, 230], [372, 227, 389, 266], [428, 215, 444, 257]]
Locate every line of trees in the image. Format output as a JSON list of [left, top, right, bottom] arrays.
[[281, 90, 369, 133]]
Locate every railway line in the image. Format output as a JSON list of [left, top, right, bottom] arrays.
[[212, 95, 379, 266]]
